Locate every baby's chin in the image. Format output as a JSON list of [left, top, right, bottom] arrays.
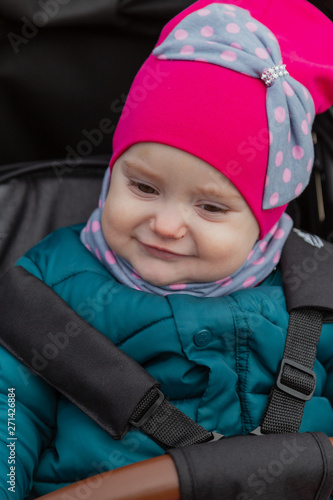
[[137, 264, 229, 287], [137, 268, 189, 288], [142, 275, 186, 288]]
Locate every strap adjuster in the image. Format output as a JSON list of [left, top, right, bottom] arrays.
[[130, 388, 165, 428], [276, 358, 316, 401]]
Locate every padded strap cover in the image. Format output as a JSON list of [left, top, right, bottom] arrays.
[[0, 265, 215, 448], [281, 228, 333, 314], [0, 265, 158, 439], [168, 432, 333, 500]]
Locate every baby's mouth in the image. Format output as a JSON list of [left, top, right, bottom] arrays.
[[139, 242, 187, 260]]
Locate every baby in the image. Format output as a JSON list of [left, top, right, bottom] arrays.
[[1, 0, 333, 499], [95, 142, 261, 290]]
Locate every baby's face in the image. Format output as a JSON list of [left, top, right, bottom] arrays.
[[102, 143, 259, 286]]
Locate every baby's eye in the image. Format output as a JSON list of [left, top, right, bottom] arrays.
[[128, 179, 158, 194], [137, 182, 157, 194], [201, 204, 225, 213]]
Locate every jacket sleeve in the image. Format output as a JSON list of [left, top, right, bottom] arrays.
[[0, 257, 57, 500], [167, 432, 333, 500]]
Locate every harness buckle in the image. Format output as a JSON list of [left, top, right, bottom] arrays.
[[276, 358, 316, 401]]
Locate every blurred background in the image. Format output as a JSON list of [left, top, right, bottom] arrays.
[[0, 0, 332, 278]]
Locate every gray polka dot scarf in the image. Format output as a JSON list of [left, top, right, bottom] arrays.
[[80, 168, 292, 297]]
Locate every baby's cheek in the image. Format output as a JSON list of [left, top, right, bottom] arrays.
[[201, 231, 230, 255], [104, 205, 132, 249], [200, 234, 247, 274], [101, 206, 118, 244], [101, 206, 110, 235]]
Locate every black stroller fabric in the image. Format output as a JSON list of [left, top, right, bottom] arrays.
[[0, 0, 195, 165]]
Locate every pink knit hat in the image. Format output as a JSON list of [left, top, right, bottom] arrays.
[[109, 0, 333, 237]]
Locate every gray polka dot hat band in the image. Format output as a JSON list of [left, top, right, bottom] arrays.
[[153, 3, 315, 209]]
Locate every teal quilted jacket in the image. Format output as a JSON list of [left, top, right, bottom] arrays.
[[0, 224, 333, 499]]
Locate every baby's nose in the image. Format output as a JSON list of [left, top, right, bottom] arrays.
[[149, 206, 187, 239]]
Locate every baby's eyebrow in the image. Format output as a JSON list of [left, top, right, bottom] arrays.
[[195, 183, 243, 202], [122, 159, 158, 179]]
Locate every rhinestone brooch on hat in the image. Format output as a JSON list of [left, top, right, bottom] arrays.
[[261, 64, 289, 86]]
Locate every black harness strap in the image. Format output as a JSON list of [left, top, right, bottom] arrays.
[[252, 307, 323, 435], [251, 228, 333, 435], [0, 265, 218, 449], [130, 387, 219, 448]]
